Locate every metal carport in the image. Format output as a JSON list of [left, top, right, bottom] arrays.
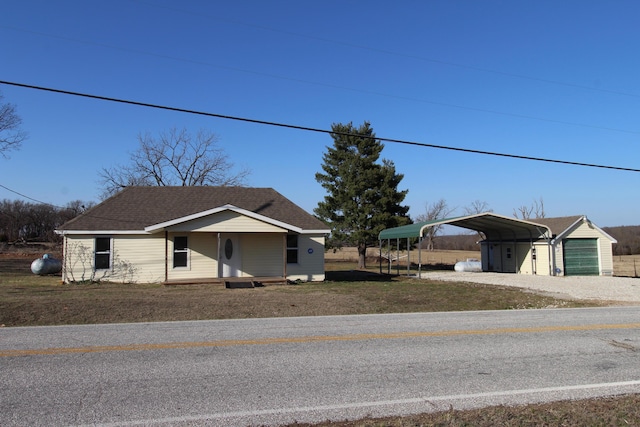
[[378, 212, 553, 275]]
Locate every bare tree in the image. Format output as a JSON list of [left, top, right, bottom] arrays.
[[464, 200, 492, 216], [59, 200, 94, 225], [415, 199, 455, 251], [513, 197, 545, 220], [463, 200, 492, 240], [0, 92, 27, 158], [99, 128, 250, 198], [0, 199, 93, 243]]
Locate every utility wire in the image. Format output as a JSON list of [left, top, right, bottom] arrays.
[[0, 182, 146, 225], [1, 79, 639, 173], [0, 183, 64, 207]]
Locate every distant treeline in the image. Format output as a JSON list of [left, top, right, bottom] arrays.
[[0, 199, 94, 244], [433, 226, 640, 256], [603, 226, 640, 255]]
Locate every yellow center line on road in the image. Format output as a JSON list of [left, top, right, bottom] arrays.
[[2, 322, 640, 358]]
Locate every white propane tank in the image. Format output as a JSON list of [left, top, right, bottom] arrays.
[[454, 258, 482, 272], [30, 254, 62, 275]]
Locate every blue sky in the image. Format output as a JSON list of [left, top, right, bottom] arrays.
[[1, 0, 639, 227]]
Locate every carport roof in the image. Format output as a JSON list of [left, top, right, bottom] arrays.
[[379, 212, 552, 241]]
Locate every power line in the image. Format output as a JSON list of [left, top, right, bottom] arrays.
[[0, 183, 64, 207], [1, 79, 639, 174], [0, 183, 145, 225], [2, 25, 639, 135]]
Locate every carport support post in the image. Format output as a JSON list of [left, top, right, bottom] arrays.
[[407, 237, 410, 276], [396, 238, 400, 276], [418, 236, 422, 277], [387, 239, 391, 274], [379, 239, 382, 274]]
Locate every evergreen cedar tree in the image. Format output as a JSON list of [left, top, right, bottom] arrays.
[[314, 121, 411, 269]]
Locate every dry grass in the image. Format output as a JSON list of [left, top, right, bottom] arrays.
[[614, 254, 640, 277], [1, 252, 638, 426], [0, 256, 599, 327], [290, 394, 640, 426]]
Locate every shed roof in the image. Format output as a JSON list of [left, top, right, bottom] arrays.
[[528, 216, 582, 236], [379, 212, 552, 241], [57, 186, 329, 233]]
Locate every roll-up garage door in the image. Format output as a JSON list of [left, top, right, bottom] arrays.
[[563, 238, 599, 276]]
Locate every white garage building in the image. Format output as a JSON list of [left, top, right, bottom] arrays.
[[379, 213, 617, 276]]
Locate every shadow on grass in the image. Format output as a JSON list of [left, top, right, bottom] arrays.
[[325, 269, 396, 282]]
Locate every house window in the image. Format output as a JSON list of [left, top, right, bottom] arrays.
[[287, 234, 298, 264], [506, 247, 512, 259], [173, 236, 189, 268], [94, 237, 111, 270]]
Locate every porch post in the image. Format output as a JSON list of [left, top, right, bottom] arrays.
[[283, 234, 287, 279], [164, 230, 168, 283], [216, 233, 221, 278]]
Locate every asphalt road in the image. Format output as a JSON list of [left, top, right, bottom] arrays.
[[2, 307, 640, 426]]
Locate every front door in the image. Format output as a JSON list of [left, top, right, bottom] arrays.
[[219, 233, 241, 277]]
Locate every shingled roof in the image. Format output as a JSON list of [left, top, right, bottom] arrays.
[[57, 187, 329, 232], [529, 216, 583, 236]]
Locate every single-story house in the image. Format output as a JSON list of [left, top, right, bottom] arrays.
[[56, 187, 330, 284], [379, 213, 617, 276]]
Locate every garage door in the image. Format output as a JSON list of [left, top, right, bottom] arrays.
[[563, 238, 599, 276]]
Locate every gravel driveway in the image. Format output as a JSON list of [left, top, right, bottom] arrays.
[[419, 271, 640, 303]]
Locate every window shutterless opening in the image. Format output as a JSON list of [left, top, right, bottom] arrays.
[[286, 234, 298, 264], [94, 237, 111, 270], [173, 236, 189, 268]]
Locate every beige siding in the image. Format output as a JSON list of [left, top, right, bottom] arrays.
[[62, 236, 96, 283], [517, 242, 552, 275], [598, 238, 614, 275], [63, 230, 327, 283], [552, 242, 565, 276], [168, 211, 286, 233], [287, 235, 326, 281], [111, 235, 165, 282], [63, 234, 165, 283], [241, 233, 284, 277], [567, 221, 599, 238], [534, 242, 552, 275], [167, 232, 218, 281]]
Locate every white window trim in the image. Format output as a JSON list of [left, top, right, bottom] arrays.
[[173, 236, 190, 269], [287, 234, 299, 265], [94, 237, 112, 271]]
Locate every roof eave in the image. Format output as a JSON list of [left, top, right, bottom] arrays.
[[56, 230, 149, 236]]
